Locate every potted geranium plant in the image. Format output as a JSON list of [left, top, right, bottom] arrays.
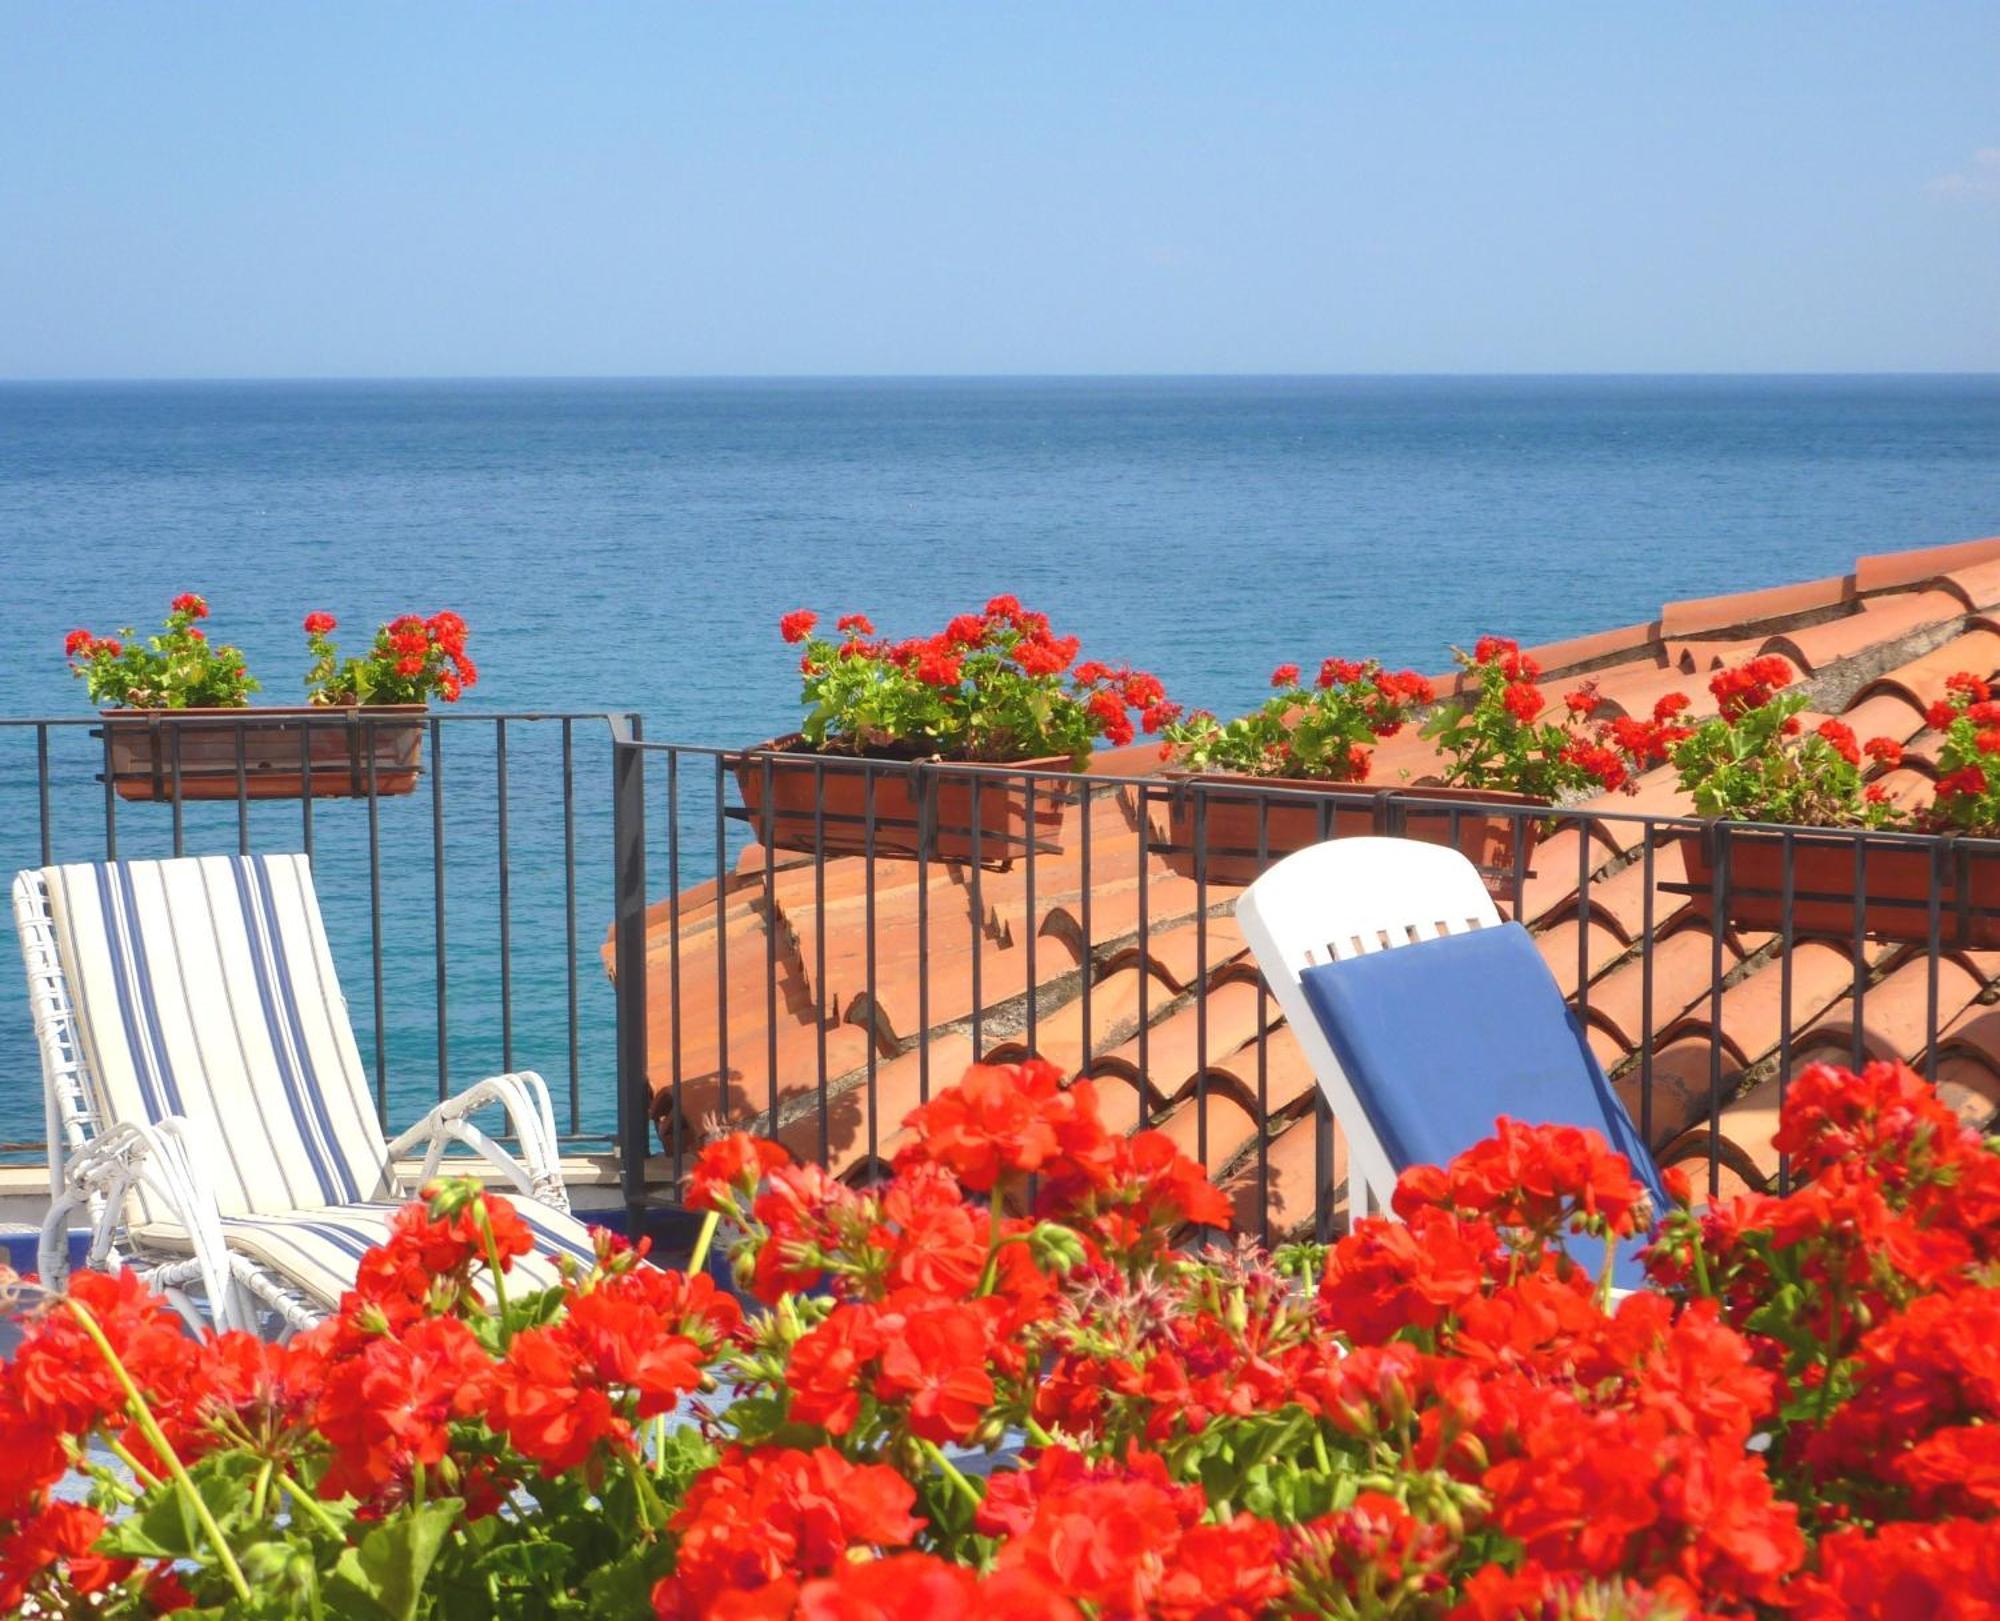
[[66, 595, 474, 803], [1159, 657, 1458, 884], [741, 597, 1174, 865], [1666, 654, 1963, 940]]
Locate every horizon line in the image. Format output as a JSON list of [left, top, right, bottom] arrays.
[[4, 368, 2000, 387]]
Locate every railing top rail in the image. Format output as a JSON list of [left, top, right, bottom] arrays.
[[0, 710, 633, 729]]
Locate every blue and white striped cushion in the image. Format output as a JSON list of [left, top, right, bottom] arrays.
[[136, 1198, 605, 1312], [45, 854, 394, 1219]]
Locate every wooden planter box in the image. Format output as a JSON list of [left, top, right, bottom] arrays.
[[97, 706, 426, 802], [1154, 774, 1544, 892], [1678, 826, 2000, 947], [735, 736, 1072, 868]]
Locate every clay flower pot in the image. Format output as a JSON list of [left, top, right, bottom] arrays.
[[1154, 773, 1544, 892], [98, 706, 426, 803], [735, 735, 1072, 869], [1678, 825, 2000, 948]]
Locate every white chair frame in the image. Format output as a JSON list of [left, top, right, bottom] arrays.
[[14, 866, 572, 1336], [1235, 837, 1502, 1221]]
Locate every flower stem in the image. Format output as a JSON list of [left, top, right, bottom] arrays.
[[918, 1438, 984, 1514], [275, 1470, 348, 1539], [65, 1297, 251, 1602], [102, 1434, 163, 1492], [687, 1209, 720, 1276], [473, 1198, 510, 1325]]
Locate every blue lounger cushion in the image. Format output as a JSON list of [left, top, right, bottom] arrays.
[[1298, 921, 1667, 1289]]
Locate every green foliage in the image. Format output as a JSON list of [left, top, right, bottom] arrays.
[[65, 594, 258, 710], [1671, 690, 1901, 829], [1165, 658, 1434, 782]]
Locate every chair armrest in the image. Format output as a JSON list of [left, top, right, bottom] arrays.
[[43, 1117, 249, 1334], [385, 1070, 570, 1213]]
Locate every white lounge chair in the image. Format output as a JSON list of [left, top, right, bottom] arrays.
[[15, 853, 598, 1336], [1237, 837, 1666, 1286]]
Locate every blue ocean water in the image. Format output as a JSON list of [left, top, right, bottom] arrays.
[[1, 375, 1996, 1149]]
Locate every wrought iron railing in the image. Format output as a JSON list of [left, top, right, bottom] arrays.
[[608, 740, 2000, 1239], [0, 711, 635, 1159], [7, 716, 1997, 1244]]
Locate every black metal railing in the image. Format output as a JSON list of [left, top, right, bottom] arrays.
[[608, 742, 2000, 1239], [0, 711, 635, 1160], [9, 717, 1998, 1241]]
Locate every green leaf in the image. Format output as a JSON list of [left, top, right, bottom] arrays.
[[326, 1498, 464, 1621], [584, 1541, 675, 1613]]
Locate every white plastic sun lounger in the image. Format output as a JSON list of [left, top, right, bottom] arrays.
[[15, 853, 598, 1335], [1237, 838, 1667, 1287]]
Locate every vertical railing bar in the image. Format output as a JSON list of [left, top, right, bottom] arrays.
[[667, 750, 684, 1188], [611, 719, 648, 1235], [168, 724, 184, 857], [970, 775, 984, 1059], [1574, 822, 1590, 1018], [431, 715, 447, 1101], [562, 719, 581, 1133], [36, 724, 51, 867], [864, 766, 880, 1172], [99, 722, 116, 861], [1193, 784, 1209, 1172], [1925, 835, 1943, 1085], [234, 725, 249, 854], [1639, 833, 1655, 1150], [1136, 781, 1150, 1129], [1706, 824, 1727, 1199], [1024, 774, 1039, 1057], [1077, 772, 1093, 1089], [496, 717, 513, 1075], [916, 766, 930, 1105], [1849, 838, 1867, 1071], [715, 754, 730, 1133], [366, 721, 387, 1123], [1317, 793, 1334, 1238], [814, 763, 829, 1162], [1777, 828, 1795, 1196], [299, 715, 314, 863], [1256, 794, 1271, 1248], [763, 755, 778, 1136]]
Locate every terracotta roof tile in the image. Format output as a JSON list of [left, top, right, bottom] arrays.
[[1660, 575, 1852, 638], [619, 533, 2000, 1238], [1765, 591, 1963, 673], [1854, 534, 2000, 593], [1848, 626, 2000, 713], [1937, 557, 2000, 613], [1521, 621, 1663, 678]]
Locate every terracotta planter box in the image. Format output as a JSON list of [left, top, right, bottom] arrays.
[[1154, 774, 1544, 892], [97, 707, 426, 803], [1678, 826, 2000, 947], [735, 736, 1072, 868]]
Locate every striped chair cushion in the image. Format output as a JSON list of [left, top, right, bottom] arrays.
[[44, 854, 394, 1220], [136, 1198, 603, 1314]]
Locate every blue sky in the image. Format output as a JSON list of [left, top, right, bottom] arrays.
[[3, 4, 1997, 377]]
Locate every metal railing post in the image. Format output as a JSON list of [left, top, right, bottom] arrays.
[[611, 714, 649, 1235]]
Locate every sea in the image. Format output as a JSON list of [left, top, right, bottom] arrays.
[[1, 375, 1997, 1148]]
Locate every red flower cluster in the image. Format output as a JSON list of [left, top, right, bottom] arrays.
[[784, 599, 1174, 763], [1709, 653, 1795, 721], [304, 607, 478, 705], [9, 1059, 2000, 1613], [1428, 636, 1653, 799]]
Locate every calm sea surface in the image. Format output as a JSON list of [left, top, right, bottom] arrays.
[[1, 376, 1996, 1147]]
